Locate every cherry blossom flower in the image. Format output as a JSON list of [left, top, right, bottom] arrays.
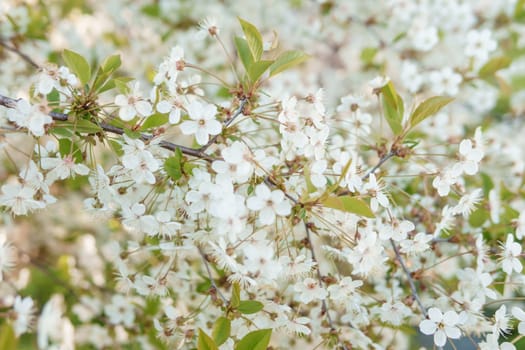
[[35, 65, 78, 96], [419, 307, 462, 347], [512, 307, 525, 335], [12, 296, 35, 336], [428, 67, 462, 96], [179, 100, 221, 145], [104, 295, 135, 327], [246, 184, 291, 225], [493, 305, 511, 336], [362, 174, 389, 212], [0, 183, 45, 215], [294, 277, 327, 304], [154, 45, 185, 87], [500, 233, 522, 275], [114, 82, 152, 121], [196, 17, 220, 39], [5, 99, 52, 137]]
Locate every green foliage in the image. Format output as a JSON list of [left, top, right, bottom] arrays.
[[238, 300, 264, 314], [269, 50, 309, 77], [62, 49, 91, 85], [235, 329, 272, 350], [478, 56, 512, 78], [230, 282, 241, 308], [92, 53, 122, 93], [212, 317, 231, 346], [140, 113, 169, 131], [164, 149, 184, 181], [238, 18, 264, 62], [409, 96, 454, 130], [0, 323, 18, 350], [234, 18, 308, 86], [197, 329, 219, 350], [322, 195, 375, 218], [381, 81, 404, 135], [58, 138, 83, 162]]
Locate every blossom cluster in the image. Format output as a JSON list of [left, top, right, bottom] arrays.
[[1, 0, 525, 350]]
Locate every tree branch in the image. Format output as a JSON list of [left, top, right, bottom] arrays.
[[390, 238, 427, 317], [198, 98, 247, 152], [0, 94, 215, 162], [0, 39, 40, 69]]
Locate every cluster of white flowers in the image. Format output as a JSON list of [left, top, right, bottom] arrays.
[[2, 0, 525, 349]]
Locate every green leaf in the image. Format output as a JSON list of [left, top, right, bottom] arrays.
[[231, 282, 241, 308], [235, 329, 272, 350], [409, 96, 454, 129], [62, 49, 91, 85], [212, 317, 231, 346], [360, 47, 378, 66], [478, 56, 512, 78], [381, 81, 404, 135], [248, 60, 274, 83], [469, 208, 488, 227], [238, 300, 264, 314], [164, 149, 183, 181], [141, 4, 160, 17], [0, 323, 17, 350], [238, 18, 263, 61], [269, 50, 309, 77], [234, 37, 254, 73], [140, 113, 169, 131], [322, 195, 375, 218], [101, 53, 121, 73], [58, 138, 83, 163], [92, 54, 121, 93], [198, 329, 219, 350]]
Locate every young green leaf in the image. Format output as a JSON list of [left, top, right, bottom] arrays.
[[164, 148, 183, 181], [248, 60, 274, 83], [212, 317, 231, 346], [62, 49, 91, 85], [409, 96, 454, 130], [198, 329, 219, 350], [478, 56, 512, 78], [140, 113, 169, 131], [269, 50, 309, 77], [381, 81, 404, 135], [0, 323, 17, 350], [322, 195, 375, 218], [101, 54, 122, 73], [235, 329, 272, 350], [58, 138, 83, 163], [238, 300, 264, 314], [231, 282, 241, 308], [238, 18, 263, 61], [234, 37, 254, 73]]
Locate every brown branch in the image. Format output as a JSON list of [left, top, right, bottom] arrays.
[[0, 94, 215, 162], [0, 39, 40, 69], [198, 98, 247, 152], [390, 238, 427, 317]]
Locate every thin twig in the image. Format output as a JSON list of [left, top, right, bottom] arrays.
[[390, 238, 427, 317], [198, 98, 247, 152], [0, 94, 215, 162], [198, 247, 228, 303], [361, 150, 395, 182], [0, 39, 40, 69], [304, 221, 348, 350]]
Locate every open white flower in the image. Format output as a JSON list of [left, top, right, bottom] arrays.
[[246, 184, 291, 225], [179, 100, 221, 145], [419, 307, 462, 347]]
